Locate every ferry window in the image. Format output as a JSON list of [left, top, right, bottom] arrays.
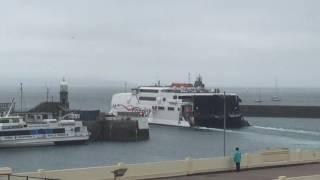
[[140, 89, 159, 93], [178, 96, 193, 102], [173, 95, 177, 99], [158, 106, 165, 110], [168, 107, 175, 111], [53, 128, 65, 134], [75, 127, 80, 132], [163, 98, 166, 102], [0, 119, 9, 123], [38, 129, 46, 134], [162, 89, 181, 93], [0, 130, 32, 136], [12, 119, 19, 123], [46, 129, 53, 134], [139, 96, 156, 101]]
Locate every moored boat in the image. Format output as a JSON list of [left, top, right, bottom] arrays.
[[0, 101, 90, 148]]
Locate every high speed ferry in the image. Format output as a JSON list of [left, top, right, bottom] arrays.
[[110, 76, 249, 129]]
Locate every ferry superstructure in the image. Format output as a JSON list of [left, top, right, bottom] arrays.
[[110, 77, 249, 128], [0, 117, 89, 147]]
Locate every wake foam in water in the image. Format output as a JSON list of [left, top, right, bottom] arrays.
[[195, 126, 320, 136], [195, 127, 236, 133], [252, 126, 320, 136]]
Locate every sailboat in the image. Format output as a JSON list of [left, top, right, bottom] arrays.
[[255, 88, 263, 103], [272, 79, 281, 102]]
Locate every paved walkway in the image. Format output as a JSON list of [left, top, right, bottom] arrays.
[[156, 163, 320, 180]]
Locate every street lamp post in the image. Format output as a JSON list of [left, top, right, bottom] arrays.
[[223, 91, 226, 157]]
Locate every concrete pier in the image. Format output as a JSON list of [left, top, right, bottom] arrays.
[[83, 119, 149, 141]]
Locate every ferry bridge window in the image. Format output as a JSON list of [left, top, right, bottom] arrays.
[[139, 97, 157, 101], [139, 89, 159, 93], [168, 107, 175, 111]]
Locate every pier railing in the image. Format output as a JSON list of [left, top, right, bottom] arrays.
[[0, 175, 59, 180]]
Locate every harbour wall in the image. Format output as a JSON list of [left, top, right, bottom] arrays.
[[83, 120, 149, 141], [15, 149, 320, 180], [241, 105, 320, 118]]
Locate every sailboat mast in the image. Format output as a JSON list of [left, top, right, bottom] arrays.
[[20, 83, 23, 112], [275, 78, 279, 97]]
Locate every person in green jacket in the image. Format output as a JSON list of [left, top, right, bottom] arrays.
[[233, 147, 242, 172]]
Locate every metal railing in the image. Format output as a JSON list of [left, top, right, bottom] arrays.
[[0, 175, 60, 180]]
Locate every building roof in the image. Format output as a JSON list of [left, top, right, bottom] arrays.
[[29, 102, 67, 113]]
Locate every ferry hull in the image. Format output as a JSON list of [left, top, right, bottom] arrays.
[[193, 95, 249, 128], [193, 115, 249, 129]]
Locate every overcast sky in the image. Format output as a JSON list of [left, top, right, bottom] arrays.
[[1, 0, 319, 88]]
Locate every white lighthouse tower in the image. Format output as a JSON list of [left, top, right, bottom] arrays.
[[60, 78, 69, 109]]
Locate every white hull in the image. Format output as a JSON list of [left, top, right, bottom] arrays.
[[0, 136, 89, 148], [148, 118, 190, 128]]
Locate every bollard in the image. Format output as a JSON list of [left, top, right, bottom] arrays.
[[185, 157, 192, 175]]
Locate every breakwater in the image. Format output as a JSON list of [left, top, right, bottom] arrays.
[[241, 105, 320, 118]]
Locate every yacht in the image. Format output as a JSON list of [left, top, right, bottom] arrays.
[[110, 76, 249, 129], [0, 102, 90, 147], [271, 79, 281, 102]]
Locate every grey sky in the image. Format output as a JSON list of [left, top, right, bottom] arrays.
[[1, 0, 320, 87]]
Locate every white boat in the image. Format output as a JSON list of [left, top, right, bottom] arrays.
[[0, 101, 90, 148], [271, 79, 281, 102], [110, 76, 249, 129]]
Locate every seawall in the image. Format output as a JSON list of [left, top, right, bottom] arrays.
[[15, 148, 320, 180], [240, 105, 320, 118]]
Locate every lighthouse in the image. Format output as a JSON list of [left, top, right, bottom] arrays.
[[60, 78, 69, 109]]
